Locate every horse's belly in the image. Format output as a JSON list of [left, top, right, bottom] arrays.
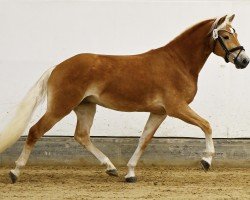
[[85, 94, 165, 114]]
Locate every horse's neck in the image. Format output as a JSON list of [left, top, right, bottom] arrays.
[[163, 20, 214, 76]]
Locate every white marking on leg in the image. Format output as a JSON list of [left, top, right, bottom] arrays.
[[125, 114, 166, 179], [11, 144, 31, 177], [86, 143, 116, 170], [202, 133, 215, 165], [125, 166, 135, 179], [125, 148, 142, 179]]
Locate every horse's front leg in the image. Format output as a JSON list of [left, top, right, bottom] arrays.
[[125, 113, 166, 182], [170, 104, 215, 171]]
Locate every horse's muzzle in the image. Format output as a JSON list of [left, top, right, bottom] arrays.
[[235, 51, 250, 69]]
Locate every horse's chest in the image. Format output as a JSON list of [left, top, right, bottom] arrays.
[[168, 74, 198, 103], [179, 79, 197, 103]]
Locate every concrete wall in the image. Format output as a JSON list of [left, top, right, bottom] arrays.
[[0, 1, 250, 138], [1, 137, 249, 167]]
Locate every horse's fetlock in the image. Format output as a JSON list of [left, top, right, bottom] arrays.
[[15, 160, 25, 168], [127, 162, 136, 168], [207, 151, 215, 157], [101, 157, 110, 165]]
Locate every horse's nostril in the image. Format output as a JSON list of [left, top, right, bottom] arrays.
[[242, 58, 249, 66]]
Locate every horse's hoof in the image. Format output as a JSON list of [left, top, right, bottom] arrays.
[[200, 159, 210, 172], [9, 171, 18, 184], [125, 176, 137, 183], [106, 169, 118, 177]]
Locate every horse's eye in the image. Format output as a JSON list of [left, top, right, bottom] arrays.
[[223, 36, 229, 40]]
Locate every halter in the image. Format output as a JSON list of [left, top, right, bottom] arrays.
[[212, 28, 245, 63]]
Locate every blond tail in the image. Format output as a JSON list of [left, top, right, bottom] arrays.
[[0, 67, 54, 153]]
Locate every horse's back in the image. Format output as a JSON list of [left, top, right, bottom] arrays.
[[46, 53, 167, 113]]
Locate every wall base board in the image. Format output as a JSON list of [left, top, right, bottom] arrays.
[[1, 137, 249, 167]]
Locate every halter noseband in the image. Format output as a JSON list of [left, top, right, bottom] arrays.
[[212, 28, 245, 63]]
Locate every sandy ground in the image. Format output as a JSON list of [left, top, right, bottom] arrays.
[[0, 166, 249, 200]]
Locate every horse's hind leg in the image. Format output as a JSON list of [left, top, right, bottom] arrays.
[[9, 81, 85, 183], [74, 103, 117, 176], [125, 113, 166, 182], [9, 112, 65, 183]]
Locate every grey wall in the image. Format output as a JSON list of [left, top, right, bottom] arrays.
[[1, 137, 249, 167]]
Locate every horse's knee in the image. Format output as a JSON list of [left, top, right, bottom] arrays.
[[74, 132, 90, 146], [202, 120, 212, 135], [74, 134, 82, 143]]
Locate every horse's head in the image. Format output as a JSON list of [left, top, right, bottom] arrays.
[[212, 14, 249, 69]]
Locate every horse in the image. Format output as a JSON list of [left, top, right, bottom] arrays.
[[0, 14, 249, 183]]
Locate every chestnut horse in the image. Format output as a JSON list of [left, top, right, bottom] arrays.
[[0, 14, 249, 183]]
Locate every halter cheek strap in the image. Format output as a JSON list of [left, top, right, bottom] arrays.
[[212, 29, 245, 63]]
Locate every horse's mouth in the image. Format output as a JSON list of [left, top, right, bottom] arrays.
[[234, 57, 249, 69], [235, 63, 248, 69]]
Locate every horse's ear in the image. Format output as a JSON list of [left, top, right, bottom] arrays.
[[217, 15, 227, 26], [228, 14, 235, 23]]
